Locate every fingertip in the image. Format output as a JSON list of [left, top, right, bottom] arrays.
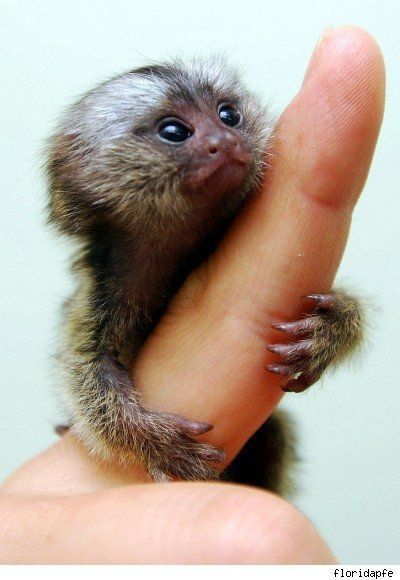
[[304, 25, 385, 93], [280, 26, 386, 210], [302, 26, 335, 86], [332, 25, 385, 76]]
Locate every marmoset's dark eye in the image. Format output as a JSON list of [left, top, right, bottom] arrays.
[[218, 105, 241, 127], [157, 119, 192, 143]]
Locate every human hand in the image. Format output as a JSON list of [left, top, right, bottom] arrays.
[[0, 26, 384, 563]]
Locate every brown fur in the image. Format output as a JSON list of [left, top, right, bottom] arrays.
[[223, 411, 297, 495], [266, 291, 365, 394], [48, 58, 273, 481]]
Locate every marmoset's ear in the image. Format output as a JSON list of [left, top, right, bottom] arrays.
[[46, 132, 96, 236]]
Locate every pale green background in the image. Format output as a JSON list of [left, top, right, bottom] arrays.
[[1, 0, 399, 565]]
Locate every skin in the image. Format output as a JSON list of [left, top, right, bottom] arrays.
[[0, 26, 385, 563]]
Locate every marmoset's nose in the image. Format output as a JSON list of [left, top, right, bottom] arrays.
[[182, 120, 252, 196], [205, 131, 243, 160]]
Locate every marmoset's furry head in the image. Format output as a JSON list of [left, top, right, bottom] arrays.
[[47, 57, 273, 236]]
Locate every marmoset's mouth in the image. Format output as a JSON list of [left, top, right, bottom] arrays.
[[182, 152, 251, 197]]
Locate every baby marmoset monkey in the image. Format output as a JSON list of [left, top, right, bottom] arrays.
[[47, 58, 363, 489]]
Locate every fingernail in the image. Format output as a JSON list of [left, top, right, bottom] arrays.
[[302, 26, 335, 86]]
